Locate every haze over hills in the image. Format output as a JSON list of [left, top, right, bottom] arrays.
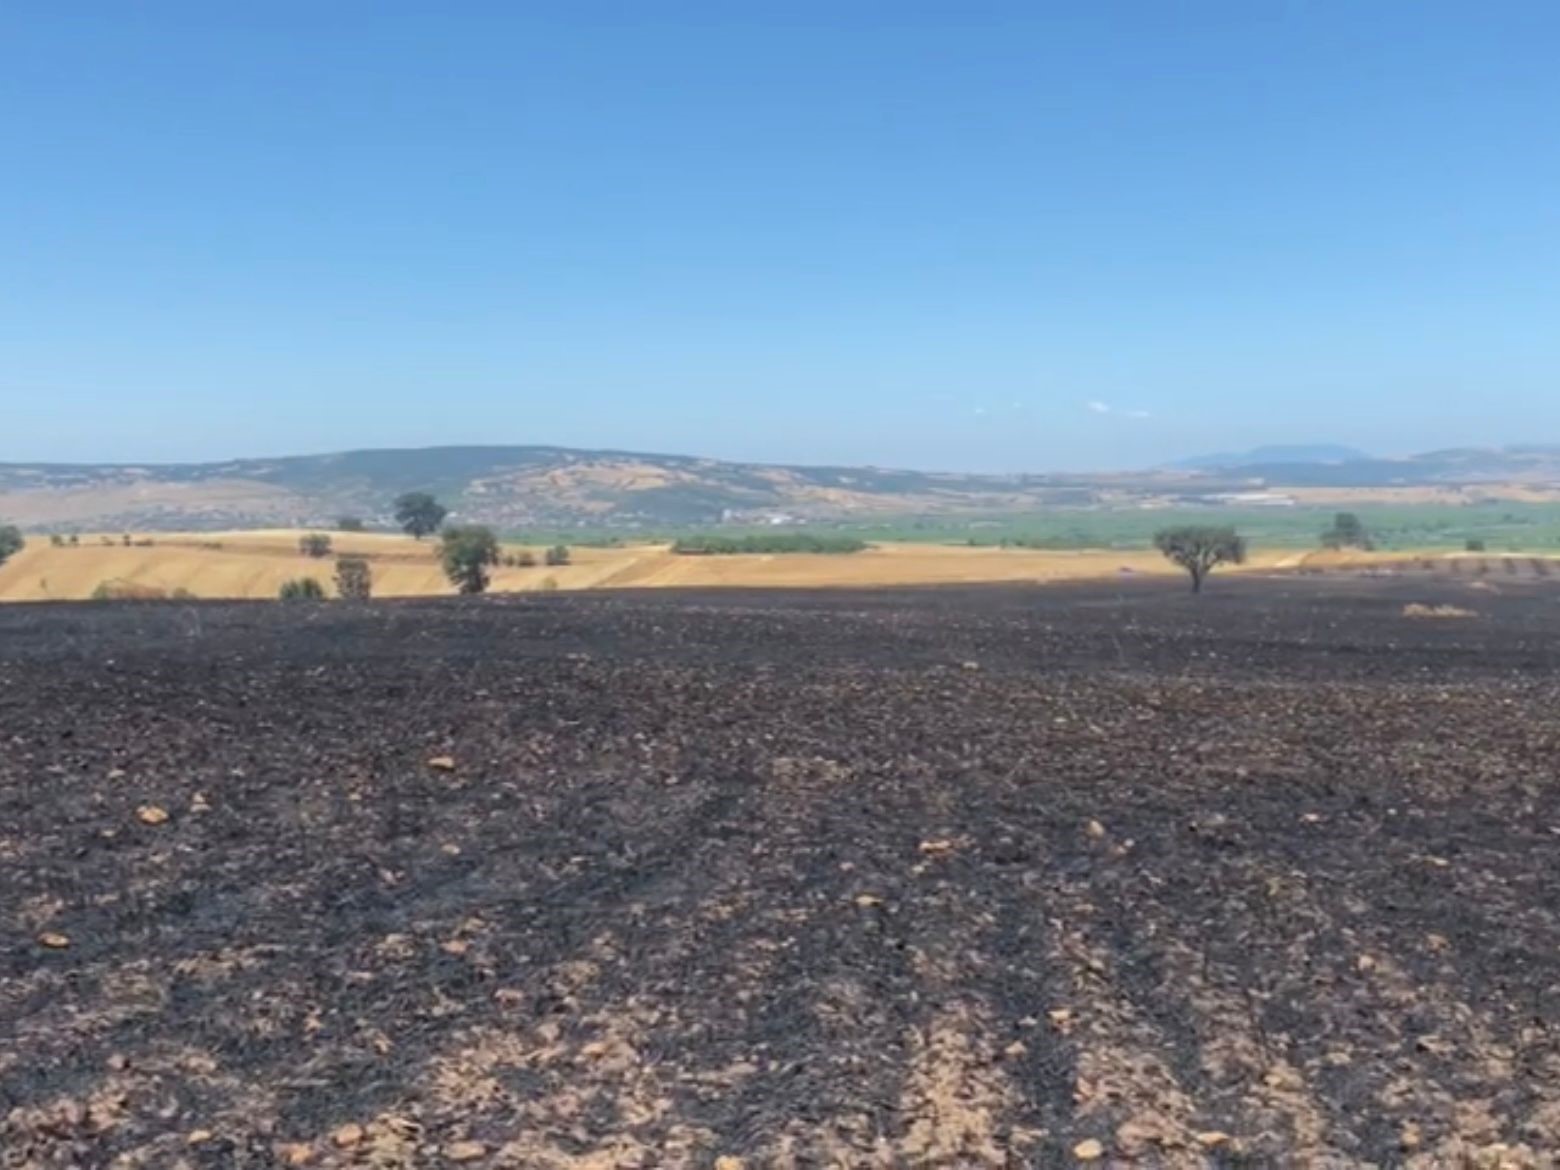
[[1171, 444, 1373, 470], [3, 442, 1560, 532]]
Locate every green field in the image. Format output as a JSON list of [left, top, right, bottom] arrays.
[[503, 502, 1560, 554]]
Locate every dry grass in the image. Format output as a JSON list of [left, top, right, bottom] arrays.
[[1402, 603, 1480, 619], [0, 530, 1467, 602], [0, 531, 641, 602]]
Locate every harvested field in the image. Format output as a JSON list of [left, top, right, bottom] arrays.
[[4, 576, 1560, 1166]]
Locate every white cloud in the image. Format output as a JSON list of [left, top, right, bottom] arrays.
[[1085, 400, 1151, 420]]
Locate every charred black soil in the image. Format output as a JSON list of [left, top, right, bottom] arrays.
[[4, 577, 1560, 1167]]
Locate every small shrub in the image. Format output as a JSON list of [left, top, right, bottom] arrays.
[[279, 577, 326, 601], [171, 587, 197, 601], [90, 579, 173, 601], [517, 550, 537, 567], [337, 516, 366, 532], [68, 534, 79, 546], [334, 556, 372, 600], [538, 576, 559, 592], [49, 534, 64, 547], [1466, 538, 1486, 552], [545, 544, 571, 567], [299, 533, 333, 558]]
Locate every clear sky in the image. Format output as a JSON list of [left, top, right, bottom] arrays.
[[3, 2, 1559, 471]]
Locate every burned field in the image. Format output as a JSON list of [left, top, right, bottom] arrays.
[[4, 578, 1560, 1167]]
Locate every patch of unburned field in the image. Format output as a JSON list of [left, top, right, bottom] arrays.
[[8, 528, 1543, 603], [0, 531, 643, 602], [3, 578, 1560, 1166]]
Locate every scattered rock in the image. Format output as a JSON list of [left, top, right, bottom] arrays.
[[37, 932, 70, 949], [854, 894, 884, 909], [426, 756, 457, 772], [1401, 1121, 1423, 1150], [444, 1140, 486, 1162], [1085, 819, 1106, 839], [1003, 1040, 1027, 1059], [187, 1129, 214, 1145], [278, 1143, 314, 1166], [441, 939, 470, 957], [1073, 1137, 1105, 1161], [331, 1123, 365, 1148], [715, 1159, 746, 1170], [918, 839, 954, 855], [136, 805, 170, 826], [1196, 1131, 1232, 1149]]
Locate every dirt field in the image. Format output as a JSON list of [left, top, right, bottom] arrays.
[[4, 575, 1560, 1167], [0, 529, 1463, 602]]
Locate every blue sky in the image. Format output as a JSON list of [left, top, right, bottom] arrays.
[[3, 2, 1559, 471]]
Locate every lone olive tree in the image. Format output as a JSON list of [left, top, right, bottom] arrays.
[[1321, 511, 1373, 550], [1154, 525, 1246, 593], [394, 492, 448, 540], [440, 525, 500, 595], [0, 525, 23, 567]]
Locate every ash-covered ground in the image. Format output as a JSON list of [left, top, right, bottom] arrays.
[[4, 577, 1560, 1167]]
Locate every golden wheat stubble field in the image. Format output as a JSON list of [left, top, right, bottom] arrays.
[[0, 529, 1457, 602]]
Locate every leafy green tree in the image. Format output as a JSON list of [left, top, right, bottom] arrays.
[[394, 492, 448, 539], [0, 525, 23, 566], [336, 516, 366, 532], [298, 532, 333, 558], [279, 577, 326, 601], [1321, 512, 1373, 550], [545, 543, 572, 566], [1153, 526, 1246, 593], [334, 556, 373, 600], [440, 525, 500, 594]]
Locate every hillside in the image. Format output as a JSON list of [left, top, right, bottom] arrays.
[[0, 446, 1176, 532], [3, 443, 1560, 532]]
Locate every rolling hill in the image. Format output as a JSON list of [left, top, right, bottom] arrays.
[[2, 443, 1560, 532], [0, 446, 1179, 532]]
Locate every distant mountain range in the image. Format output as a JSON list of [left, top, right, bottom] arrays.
[[1172, 444, 1372, 470], [1171, 444, 1560, 487], [2, 442, 1559, 531]]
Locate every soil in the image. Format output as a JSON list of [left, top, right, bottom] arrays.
[[3, 575, 1560, 1168]]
